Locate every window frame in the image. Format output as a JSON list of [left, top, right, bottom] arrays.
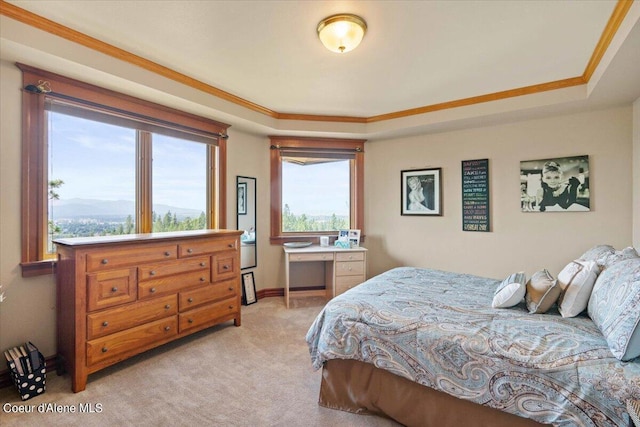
[[269, 136, 365, 245], [19, 63, 230, 276]]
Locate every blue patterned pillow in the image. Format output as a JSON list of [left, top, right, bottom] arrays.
[[578, 244, 615, 268], [587, 258, 640, 361]]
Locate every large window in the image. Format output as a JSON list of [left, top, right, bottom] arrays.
[[20, 64, 229, 276], [270, 136, 365, 244]]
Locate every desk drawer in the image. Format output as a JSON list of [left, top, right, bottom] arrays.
[[336, 261, 365, 276], [336, 275, 365, 295], [336, 252, 365, 262], [289, 252, 334, 262]]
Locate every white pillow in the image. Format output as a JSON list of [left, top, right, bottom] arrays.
[[557, 260, 600, 318], [492, 272, 526, 308]]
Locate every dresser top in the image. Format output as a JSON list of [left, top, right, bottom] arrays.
[[53, 229, 242, 247]]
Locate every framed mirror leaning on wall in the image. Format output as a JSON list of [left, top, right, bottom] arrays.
[[237, 176, 257, 269]]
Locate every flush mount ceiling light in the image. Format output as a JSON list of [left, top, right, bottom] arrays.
[[317, 14, 367, 54]]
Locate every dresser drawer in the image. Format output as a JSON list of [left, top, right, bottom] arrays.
[[86, 244, 176, 272], [179, 279, 237, 311], [138, 270, 210, 300], [335, 275, 365, 295], [86, 316, 178, 366], [336, 251, 365, 262], [178, 298, 238, 333], [336, 260, 365, 276], [87, 268, 137, 312], [178, 237, 238, 257], [87, 295, 177, 340], [288, 252, 334, 262], [212, 253, 238, 281], [138, 256, 209, 281]]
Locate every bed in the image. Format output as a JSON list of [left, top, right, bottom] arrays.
[[306, 247, 640, 427]]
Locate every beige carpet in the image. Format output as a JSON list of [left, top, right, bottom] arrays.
[[0, 297, 400, 427]]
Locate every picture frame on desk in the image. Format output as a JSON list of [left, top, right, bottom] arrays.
[[242, 272, 257, 305]]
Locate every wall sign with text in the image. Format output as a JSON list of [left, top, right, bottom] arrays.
[[462, 159, 490, 232]]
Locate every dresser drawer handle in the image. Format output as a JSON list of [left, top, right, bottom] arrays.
[[228, 305, 233, 310], [188, 318, 194, 324], [164, 326, 171, 332], [111, 287, 118, 292], [200, 277, 206, 282], [164, 251, 171, 257], [348, 255, 353, 259], [149, 270, 156, 276], [223, 265, 230, 270], [228, 286, 234, 291], [188, 298, 193, 303], [101, 259, 108, 265], [101, 347, 108, 353], [150, 287, 156, 293], [228, 243, 234, 248], [102, 321, 109, 327], [165, 304, 171, 310], [187, 248, 193, 254], [200, 262, 206, 267]]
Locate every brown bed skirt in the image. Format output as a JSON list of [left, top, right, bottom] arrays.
[[320, 359, 549, 427]]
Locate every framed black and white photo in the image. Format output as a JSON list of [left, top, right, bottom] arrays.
[[520, 155, 590, 213], [401, 168, 442, 216], [242, 272, 257, 305], [237, 182, 247, 215]]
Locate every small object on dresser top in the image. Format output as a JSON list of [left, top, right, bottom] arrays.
[[283, 242, 313, 248]]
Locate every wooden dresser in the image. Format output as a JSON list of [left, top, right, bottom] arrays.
[[54, 230, 242, 392]]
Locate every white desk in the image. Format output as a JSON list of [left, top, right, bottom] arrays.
[[283, 245, 367, 308]]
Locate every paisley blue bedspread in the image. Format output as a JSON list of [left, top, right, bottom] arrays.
[[306, 267, 640, 427]]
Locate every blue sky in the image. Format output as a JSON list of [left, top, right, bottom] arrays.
[[50, 111, 349, 217], [282, 160, 350, 216], [50, 112, 206, 211]]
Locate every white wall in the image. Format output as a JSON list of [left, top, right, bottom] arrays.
[[0, 59, 58, 356], [365, 106, 634, 280], [633, 97, 640, 249]]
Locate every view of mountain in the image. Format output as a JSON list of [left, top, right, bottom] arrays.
[[50, 198, 203, 219]]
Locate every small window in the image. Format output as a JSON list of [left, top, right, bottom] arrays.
[[282, 157, 350, 232], [269, 136, 365, 244]]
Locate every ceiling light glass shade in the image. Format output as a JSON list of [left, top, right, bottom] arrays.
[[317, 14, 367, 54]]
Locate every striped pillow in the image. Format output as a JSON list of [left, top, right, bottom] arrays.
[[492, 272, 526, 308]]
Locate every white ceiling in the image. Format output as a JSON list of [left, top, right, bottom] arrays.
[[2, 0, 640, 139]]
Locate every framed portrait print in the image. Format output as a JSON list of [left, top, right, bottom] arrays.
[[237, 182, 247, 215], [401, 168, 442, 216], [520, 155, 590, 213], [242, 272, 257, 305]]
